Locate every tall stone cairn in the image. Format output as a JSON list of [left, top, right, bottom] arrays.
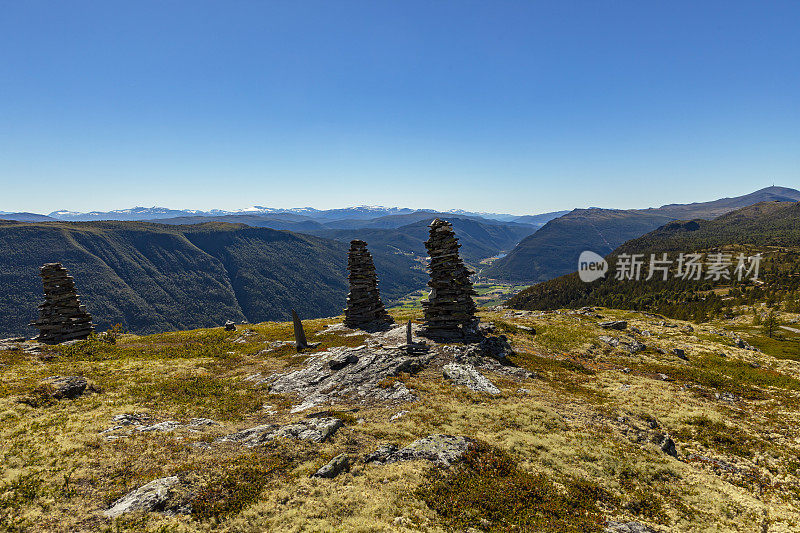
[[420, 219, 478, 339], [30, 263, 94, 344], [343, 240, 393, 328]]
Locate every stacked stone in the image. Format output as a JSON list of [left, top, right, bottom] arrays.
[[30, 263, 94, 344], [421, 219, 478, 340], [343, 240, 393, 329]]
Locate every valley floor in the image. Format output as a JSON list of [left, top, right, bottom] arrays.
[[1, 307, 800, 532]]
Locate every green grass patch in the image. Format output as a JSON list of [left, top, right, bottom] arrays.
[[745, 333, 800, 361]]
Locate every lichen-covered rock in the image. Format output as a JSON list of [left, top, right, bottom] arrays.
[[599, 335, 620, 347], [215, 417, 343, 447], [443, 363, 501, 395], [312, 454, 349, 479], [103, 476, 188, 518], [268, 345, 432, 411], [626, 339, 646, 353], [366, 435, 471, 466]]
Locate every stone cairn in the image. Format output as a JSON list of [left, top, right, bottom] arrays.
[[343, 240, 393, 329], [30, 263, 94, 344], [420, 219, 478, 340]]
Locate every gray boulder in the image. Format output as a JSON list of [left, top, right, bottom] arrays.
[[660, 435, 677, 457], [364, 444, 399, 464], [216, 417, 343, 447], [443, 363, 501, 395], [366, 435, 471, 466], [104, 476, 187, 518], [599, 335, 620, 347], [312, 454, 349, 479], [625, 339, 646, 353], [672, 348, 688, 360], [224, 320, 236, 331], [479, 335, 514, 364], [599, 320, 627, 330], [43, 376, 88, 399]]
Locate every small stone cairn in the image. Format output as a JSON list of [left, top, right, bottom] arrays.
[[420, 219, 478, 340], [343, 240, 393, 329], [30, 263, 94, 344]]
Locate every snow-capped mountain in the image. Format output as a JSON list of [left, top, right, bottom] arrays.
[[46, 205, 426, 222]]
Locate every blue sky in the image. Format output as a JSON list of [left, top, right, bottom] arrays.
[[1, 1, 797, 215]]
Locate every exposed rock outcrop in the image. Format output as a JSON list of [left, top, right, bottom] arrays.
[[104, 476, 189, 518], [268, 345, 432, 411], [41, 375, 88, 399], [443, 363, 501, 395], [215, 417, 343, 446], [365, 434, 471, 466]]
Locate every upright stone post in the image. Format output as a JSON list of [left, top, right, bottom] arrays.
[[420, 219, 478, 340], [30, 263, 94, 344], [292, 309, 309, 350], [343, 240, 393, 329]]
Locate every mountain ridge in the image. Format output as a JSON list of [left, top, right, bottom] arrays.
[[485, 186, 800, 283]]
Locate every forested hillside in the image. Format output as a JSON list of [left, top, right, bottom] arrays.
[[309, 217, 535, 264], [508, 201, 800, 321], [0, 221, 354, 336]]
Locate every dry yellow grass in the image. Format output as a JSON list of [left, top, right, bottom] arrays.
[[1, 308, 800, 531]]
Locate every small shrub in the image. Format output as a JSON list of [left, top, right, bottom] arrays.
[[416, 441, 610, 532], [191, 453, 289, 520]]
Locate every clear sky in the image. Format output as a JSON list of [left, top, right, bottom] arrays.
[[1, 1, 798, 215]]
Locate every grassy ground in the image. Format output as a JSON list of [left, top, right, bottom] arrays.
[[2, 308, 800, 532]]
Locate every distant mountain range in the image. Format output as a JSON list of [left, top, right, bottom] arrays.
[[485, 186, 800, 283], [0, 212, 57, 222], [34, 205, 533, 223]]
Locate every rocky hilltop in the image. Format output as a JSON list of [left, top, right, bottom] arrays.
[[2, 302, 799, 531]]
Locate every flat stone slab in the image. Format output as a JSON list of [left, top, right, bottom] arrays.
[[215, 417, 343, 447], [443, 363, 501, 395], [101, 415, 220, 437]]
